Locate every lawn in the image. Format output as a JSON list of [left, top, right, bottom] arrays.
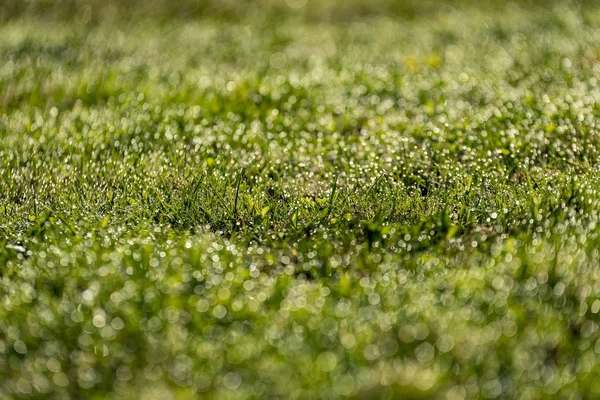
[[2, 0, 600, 398]]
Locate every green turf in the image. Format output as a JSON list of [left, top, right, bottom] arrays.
[[3, 1, 600, 398]]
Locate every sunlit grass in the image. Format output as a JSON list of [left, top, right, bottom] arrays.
[[2, 1, 600, 398]]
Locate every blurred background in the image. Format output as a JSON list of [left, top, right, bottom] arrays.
[[0, 0, 595, 22]]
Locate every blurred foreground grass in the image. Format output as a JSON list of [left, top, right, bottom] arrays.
[[3, 0, 600, 399]]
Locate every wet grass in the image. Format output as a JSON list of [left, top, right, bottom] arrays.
[[3, 1, 600, 399]]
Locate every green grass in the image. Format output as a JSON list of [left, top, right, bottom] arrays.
[[3, 1, 600, 398]]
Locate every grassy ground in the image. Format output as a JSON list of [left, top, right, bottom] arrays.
[[2, 1, 600, 398]]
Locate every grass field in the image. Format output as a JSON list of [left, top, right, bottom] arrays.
[[3, 0, 600, 398]]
